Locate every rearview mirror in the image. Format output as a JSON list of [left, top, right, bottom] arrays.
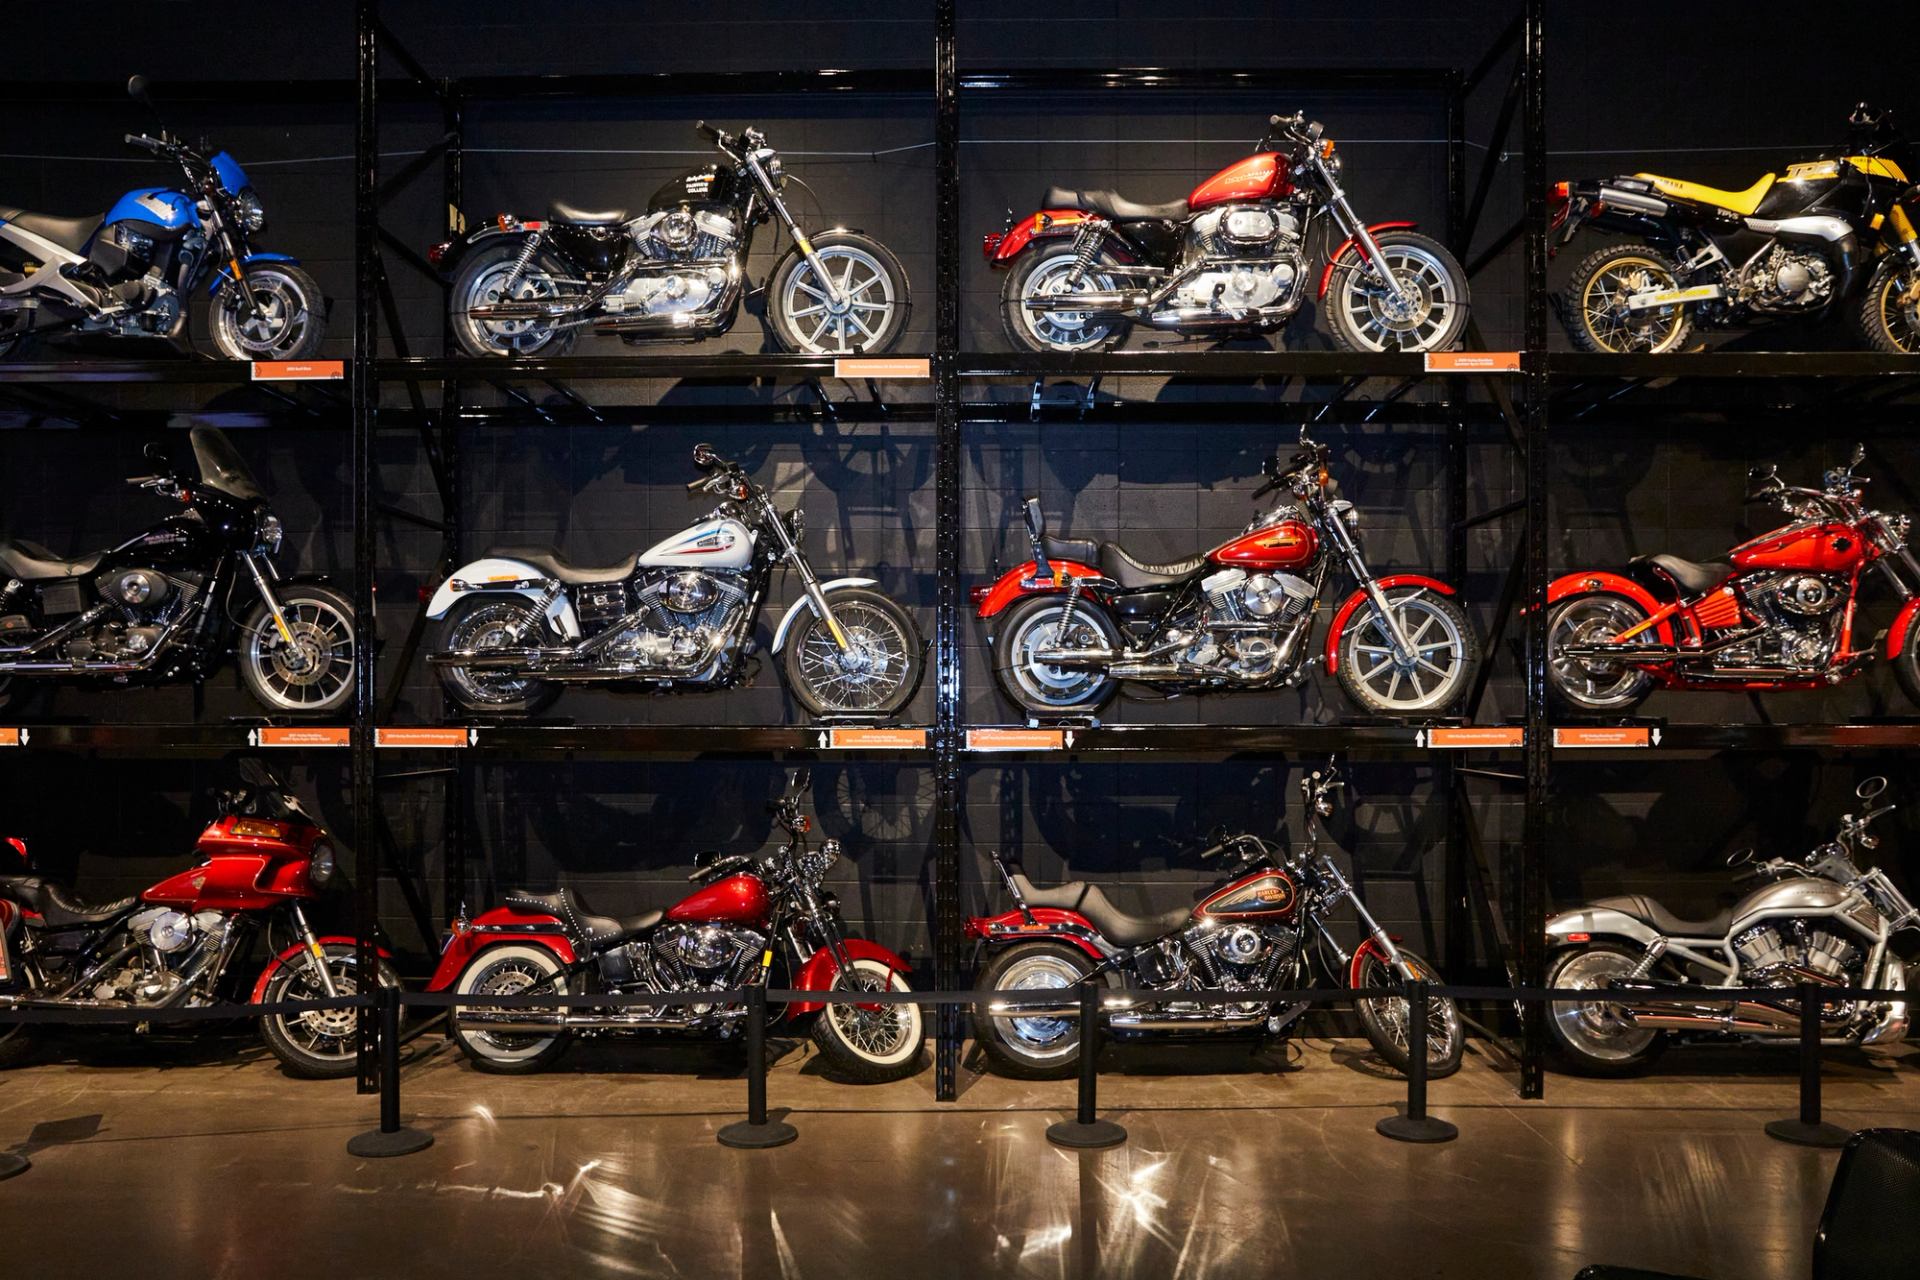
[[127, 74, 152, 105], [1851, 442, 1867, 467], [1858, 775, 1889, 801], [143, 441, 171, 470]]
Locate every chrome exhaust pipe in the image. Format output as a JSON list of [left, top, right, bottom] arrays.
[[1024, 291, 1150, 313], [456, 1009, 710, 1033]]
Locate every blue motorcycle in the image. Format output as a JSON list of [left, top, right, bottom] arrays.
[[0, 76, 326, 362]]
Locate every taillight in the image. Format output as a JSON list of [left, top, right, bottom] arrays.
[[981, 232, 1005, 262], [1549, 181, 1571, 207], [969, 584, 991, 608], [426, 240, 453, 268]]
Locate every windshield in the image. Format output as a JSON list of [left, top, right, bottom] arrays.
[[189, 426, 265, 500]]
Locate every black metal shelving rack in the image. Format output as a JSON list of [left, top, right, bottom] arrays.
[[6, 0, 1918, 1102]]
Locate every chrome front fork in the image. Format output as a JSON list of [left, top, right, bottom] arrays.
[[765, 499, 853, 655], [288, 901, 341, 998], [1319, 160, 1414, 310], [1326, 515, 1419, 661], [242, 552, 304, 662], [748, 153, 846, 307]]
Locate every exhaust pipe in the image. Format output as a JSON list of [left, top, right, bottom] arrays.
[[1024, 292, 1149, 313], [456, 1009, 715, 1033]]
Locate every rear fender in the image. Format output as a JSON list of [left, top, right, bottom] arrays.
[[985, 210, 1096, 266], [1322, 574, 1456, 675], [248, 935, 392, 1005], [972, 559, 1105, 619], [1545, 907, 1661, 950], [1316, 221, 1418, 299], [1544, 571, 1676, 645], [428, 222, 543, 277], [425, 557, 582, 639], [787, 937, 912, 1016], [962, 907, 1109, 961], [769, 577, 880, 653], [425, 906, 577, 992]]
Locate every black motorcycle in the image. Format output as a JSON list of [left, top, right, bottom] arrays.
[[1553, 104, 1920, 354], [0, 427, 355, 714], [433, 121, 911, 358]]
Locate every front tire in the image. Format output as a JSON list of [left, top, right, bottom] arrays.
[[807, 957, 924, 1083], [1325, 231, 1469, 354], [210, 262, 326, 362], [971, 942, 1093, 1079], [991, 594, 1121, 718], [767, 232, 910, 355], [258, 944, 400, 1080], [999, 243, 1127, 353], [450, 943, 573, 1074], [1547, 944, 1666, 1076], [782, 588, 923, 718], [1859, 255, 1920, 355], [1336, 586, 1478, 716], [239, 584, 356, 715], [435, 596, 562, 716], [1546, 593, 1656, 716], [450, 240, 580, 359], [1564, 244, 1693, 354], [1353, 948, 1464, 1079]]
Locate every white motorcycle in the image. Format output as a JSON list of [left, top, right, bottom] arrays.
[[1545, 776, 1916, 1075]]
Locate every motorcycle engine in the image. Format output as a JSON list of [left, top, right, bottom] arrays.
[[1177, 204, 1305, 313], [1171, 567, 1315, 680], [602, 569, 748, 672], [1733, 921, 1862, 987], [1725, 572, 1846, 671], [91, 907, 230, 1005], [59, 568, 201, 664], [607, 207, 740, 320], [1748, 243, 1834, 312], [639, 923, 766, 993], [1184, 922, 1295, 991]]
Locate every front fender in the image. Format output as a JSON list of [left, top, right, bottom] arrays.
[[248, 935, 392, 1005], [1887, 598, 1920, 661], [209, 250, 300, 295], [973, 559, 1105, 619], [1322, 574, 1456, 675], [1545, 907, 1662, 949], [786, 937, 912, 1016], [984, 210, 1097, 266], [426, 557, 582, 639], [769, 577, 880, 652], [1316, 221, 1418, 299]]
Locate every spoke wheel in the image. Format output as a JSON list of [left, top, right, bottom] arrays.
[[241, 590, 355, 714], [1354, 950, 1463, 1078], [452, 944, 571, 1074], [811, 958, 923, 1082], [1547, 595, 1655, 714], [783, 589, 921, 717], [1860, 258, 1920, 355], [1570, 246, 1691, 354]]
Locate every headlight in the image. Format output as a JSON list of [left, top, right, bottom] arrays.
[[1324, 153, 1343, 177], [256, 511, 284, 554], [308, 841, 335, 886], [235, 188, 266, 233], [767, 155, 784, 185]]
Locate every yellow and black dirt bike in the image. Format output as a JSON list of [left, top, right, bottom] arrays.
[[1551, 105, 1920, 355]]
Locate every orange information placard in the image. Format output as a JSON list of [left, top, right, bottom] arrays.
[[375, 726, 470, 749], [825, 727, 928, 750], [0, 728, 22, 747], [1423, 351, 1521, 373], [832, 357, 931, 379], [254, 726, 351, 748], [251, 359, 345, 381], [966, 727, 1066, 752], [1423, 726, 1525, 749], [1553, 726, 1653, 748]]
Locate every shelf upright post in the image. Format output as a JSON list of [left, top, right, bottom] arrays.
[[1518, 0, 1550, 1100], [351, 0, 382, 1094], [931, 0, 963, 1103], [440, 77, 467, 931], [1443, 70, 1470, 980]]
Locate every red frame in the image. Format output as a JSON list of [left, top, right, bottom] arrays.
[[1321, 574, 1458, 675]]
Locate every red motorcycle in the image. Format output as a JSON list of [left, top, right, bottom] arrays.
[[974, 428, 1480, 719], [1547, 445, 1920, 714], [0, 763, 393, 1078], [984, 110, 1469, 353], [430, 773, 923, 1081]]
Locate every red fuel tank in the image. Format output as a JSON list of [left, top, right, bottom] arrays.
[[1194, 869, 1299, 922], [665, 872, 772, 928], [1730, 521, 1868, 574], [1188, 153, 1286, 210], [1210, 520, 1318, 570]]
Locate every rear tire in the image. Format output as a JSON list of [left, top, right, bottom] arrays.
[[1564, 244, 1693, 354], [990, 594, 1121, 719], [1546, 593, 1656, 716], [435, 596, 563, 716], [971, 942, 1092, 1079], [1547, 944, 1666, 1076], [807, 958, 924, 1083], [450, 240, 580, 359], [999, 243, 1127, 353], [450, 943, 573, 1075], [1858, 255, 1920, 355]]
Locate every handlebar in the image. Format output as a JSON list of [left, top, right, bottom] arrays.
[[695, 120, 725, 143], [690, 854, 753, 883]]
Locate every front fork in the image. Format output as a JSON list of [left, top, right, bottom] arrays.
[[288, 901, 341, 998], [241, 552, 303, 658], [1325, 513, 1421, 662], [1318, 160, 1415, 310], [1317, 863, 1410, 981], [764, 498, 854, 655], [747, 153, 846, 307]]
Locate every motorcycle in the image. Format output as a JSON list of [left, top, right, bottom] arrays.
[[433, 120, 910, 358], [1552, 103, 1920, 354], [0, 762, 394, 1078], [1546, 444, 1920, 715], [0, 426, 357, 715], [1545, 776, 1915, 1075], [965, 762, 1462, 1079], [984, 110, 1469, 354], [0, 76, 325, 362], [431, 773, 923, 1080], [425, 442, 924, 719], [974, 427, 1479, 719]]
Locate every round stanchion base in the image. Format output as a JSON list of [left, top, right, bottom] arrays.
[[1765, 1118, 1853, 1149], [346, 1126, 435, 1159], [717, 1120, 798, 1150], [1047, 1118, 1128, 1150], [0, 1152, 28, 1181], [1376, 1113, 1459, 1144]]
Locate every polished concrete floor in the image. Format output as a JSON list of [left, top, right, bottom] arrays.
[[1, 1026, 1915, 1279]]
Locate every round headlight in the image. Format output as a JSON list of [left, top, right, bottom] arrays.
[[308, 841, 335, 886], [768, 156, 785, 185], [236, 188, 266, 233], [257, 512, 284, 554]]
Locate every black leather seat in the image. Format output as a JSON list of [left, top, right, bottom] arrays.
[[1632, 554, 1730, 596], [504, 887, 661, 947], [488, 545, 640, 585], [1098, 542, 1207, 591], [1044, 185, 1188, 222], [1041, 535, 1099, 566], [1011, 872, 1191, 947], [0, 875, 137, 928], [1591, 894, 1732, 937], [548, 201, 629, 226], [0, 538, 102, 581], [0, 208, 101, 253]]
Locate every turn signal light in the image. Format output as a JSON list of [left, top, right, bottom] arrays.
[[231, 818, 288, 840], [1565, 932, 1591, 943], [426, 240, 453, 268], [1549, 181, 1571, 206]]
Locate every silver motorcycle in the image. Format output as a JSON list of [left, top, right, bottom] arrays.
[[1545, 776, 1916, 1074]]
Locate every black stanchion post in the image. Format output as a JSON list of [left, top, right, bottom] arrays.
[[1376, 980, 1458, 1144], [718, 985, 796, 1149], [1765, 982, 1851, 1148], [347, 988, 435, 1158], [1046, 980, 1126, 1149]]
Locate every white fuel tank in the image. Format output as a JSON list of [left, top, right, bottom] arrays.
[[638, 517, 755, 570]]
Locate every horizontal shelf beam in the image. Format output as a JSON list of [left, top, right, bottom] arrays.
[[1548, 352, 1920, 379], [958, 67, 1457, 93]]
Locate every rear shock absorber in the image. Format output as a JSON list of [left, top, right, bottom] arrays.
[[501, 230, 544, 293], [1063, 219, 1110, 288], [506, 580, 561, 644]]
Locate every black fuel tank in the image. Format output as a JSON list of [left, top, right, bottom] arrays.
[[649, 164, 742, 214]]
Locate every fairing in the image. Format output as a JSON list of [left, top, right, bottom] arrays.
[[142, 815, 325, 911], [209, 152, 250, 196]]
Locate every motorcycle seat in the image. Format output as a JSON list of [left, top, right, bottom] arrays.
[[504, 887, 661, 946], [1043, 186, 1188, 223], [1591, 894, 1733, 938], [0, 208, 102, 254], [1011, 872, 1192, 947], [548, 202, 629, 226], [0, 875, 137, 928], [487, 545, 640, 586], [1041, 535, 1099, 567], [0, 538, 102, 581], [1099, 542, 1208, 591], [1631, 554, 1730, 596], [1631, 172, 1775, 217]]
